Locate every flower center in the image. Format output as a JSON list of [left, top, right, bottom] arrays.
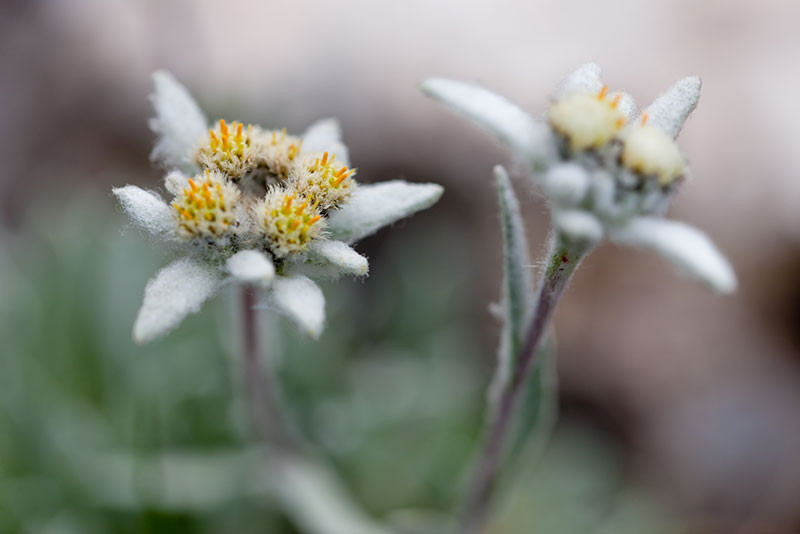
[[172, 170, 240, 239], [548, 86, 627, 152], [621, 117, 685, 185], [260, 129, 303, 180], [291, 151, 357, 210], [259, 188, 326, 257], [196, 119, 258, 179]]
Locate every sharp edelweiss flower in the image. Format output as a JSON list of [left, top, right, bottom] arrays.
[[421, 62, 736, 293], [114, 70, 443, 344]]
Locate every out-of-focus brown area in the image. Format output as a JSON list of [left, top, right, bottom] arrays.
[[2, 0, 800, 531]]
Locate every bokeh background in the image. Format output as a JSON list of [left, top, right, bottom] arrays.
[[2, 0, 800, 532]]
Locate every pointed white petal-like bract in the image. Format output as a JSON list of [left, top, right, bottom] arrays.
[[149, 70, 207, 173], [326, 181, 443, 243], [609, 217, 736, 293], [113, 185, 177, 239], [226, 250, 275, 286], [644, 76, 701, 138], [133, 257, 224, 344], [269, 275, 325, 338], [553, 209, 604, 244], [616, 92, 637, 120], [164, 170, 191, 196], [420, 77, 554, 167], [489, 166, 534, 406], [557, 62, 603, 96], [307, 240, 368, 277], [302, 118, 350, 166]]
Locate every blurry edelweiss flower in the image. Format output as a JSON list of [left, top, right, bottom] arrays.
[[421, 63, 736, 293], [114, 71, 443, 344]]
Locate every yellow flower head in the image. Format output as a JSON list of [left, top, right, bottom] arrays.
[[195, 119, 260, 179], [621, 115, 685, 185], [172, 170, 241, 240], [291, 151, 357, 210], [259, 129, 303, 180], [548, 86, 627, 152], [258, 187, 326, 257]]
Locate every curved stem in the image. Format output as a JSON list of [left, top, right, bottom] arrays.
[[239, 286, 393, 534], [457, 236, 587, 534], [240, 285, 295, 451]]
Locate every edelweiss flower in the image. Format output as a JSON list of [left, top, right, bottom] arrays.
[[422, 63, 736, 293], [115, 71, 443, 344]]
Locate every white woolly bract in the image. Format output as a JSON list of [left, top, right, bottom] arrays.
[[489, 166, 533, 406], [420, 77, 554, 166], [557, 63, 637, 118], [226, 250, 275, 286], [307, 240, 368, 277], [556, 62, 604, 97], [543, 163, 591, 207], [326, 181, 444, 243], [149, 70, 207, 173], [268, 275, 325, 339], [133, 257, 224, 344], [609, 217, 736, 293], [113, 185, 177, 240], [553, 210, 604, 244], [643, 76, 701, 138], [302, 119, 350, 166], [165, 170, 190, 196]]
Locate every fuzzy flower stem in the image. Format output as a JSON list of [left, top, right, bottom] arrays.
[[458, 235, 589, 534], [241, 286, 296, 451]]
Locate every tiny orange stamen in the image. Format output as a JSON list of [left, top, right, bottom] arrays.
[[295, 201, 308, 215], [209, 130, 219, 149], [288, 219, 301, 230], [282, 193, 294, 215], [308, 215, 321, 225], [235, 122, 243, 142], [610, 93, 622, 109], [188, 178, 198, 192], [321, 152, 329, 166], [598, 85, 608, 100], [219, 119, 229, 137], [640, 112, 649, 126], [616, 117, 626, 129]]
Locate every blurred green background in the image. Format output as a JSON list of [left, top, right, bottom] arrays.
[[3, 0, 800, 532], [0, 201, 677, 533]]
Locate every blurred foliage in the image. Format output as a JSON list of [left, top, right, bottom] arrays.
[[0, 191, 678, 533]]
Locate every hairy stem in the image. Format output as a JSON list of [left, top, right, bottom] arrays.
[[240, 285, 295, 451], [458, 236, 587, 534]]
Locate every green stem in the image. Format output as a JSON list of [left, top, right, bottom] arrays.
[[457, 235, 588, 534], [240, 285, 296, 451]]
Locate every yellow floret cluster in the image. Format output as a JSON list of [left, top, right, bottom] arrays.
[[195, 119, 260, 179], [174, 118, 356, 257], [548, 87, 685, 186], [259, 129, 304, 180], [290, 151, 357, 210], [620, 123, 685, 185], [172, 170, 241, 239], [258, 189, 326, 258]]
